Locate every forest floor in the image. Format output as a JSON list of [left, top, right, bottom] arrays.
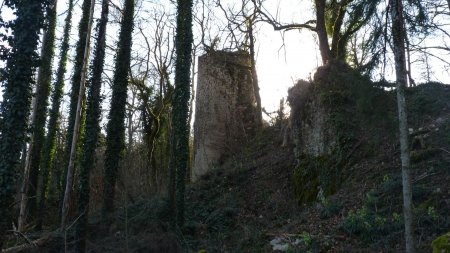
[[177, 83, 450, 252], [7, 84, 450, 253], [182, 125, 449, 252]]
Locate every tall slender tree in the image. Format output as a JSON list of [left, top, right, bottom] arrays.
[[75, 0, 109, 251], [103, 0, 135, 218], [18, 0, 58, 232], [37, 0, 74, 230], [0, 0, 47, 249], [171, 0, 194, 227], [61, 0, 93, 200], [390, 0, 414, 252], [61, 0, 96, 229]]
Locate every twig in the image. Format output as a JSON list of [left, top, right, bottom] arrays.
[[2, 234, 52, 253], [440, 148, 450, 154], [63, 211, 85, 253], [265, 232, 301, 237], [413, 172, 438, 183], [65, 210, 86, 231], [346, 138, 365, 160], [7, 230, 35, 247]]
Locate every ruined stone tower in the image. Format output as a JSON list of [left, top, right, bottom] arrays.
[[192, 51, 259, 181]]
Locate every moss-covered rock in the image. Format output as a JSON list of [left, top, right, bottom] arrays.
[[432, 232, 450, 253], [293, 153, 346, 203], [288, 61, 395, 203]]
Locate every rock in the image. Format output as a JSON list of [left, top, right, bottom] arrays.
[[270, 237, 291, 252]]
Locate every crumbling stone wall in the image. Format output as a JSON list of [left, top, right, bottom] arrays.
[[288, 80, 337, 157], [288, 61, 378, 202], [192, 51, 258, 181]]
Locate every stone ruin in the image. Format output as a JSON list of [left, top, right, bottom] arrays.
[[192, 51, 259, 181]]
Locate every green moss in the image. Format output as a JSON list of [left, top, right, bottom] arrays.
[[432, 232, 450, 253], [293, 153, 346, 203]]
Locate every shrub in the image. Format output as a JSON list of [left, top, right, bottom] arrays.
[[319, 198, 343, 219]]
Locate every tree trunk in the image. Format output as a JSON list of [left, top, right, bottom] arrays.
[[0, 0, 47, 249], [18, 93, 38, 233], [18, 0, 58, 231], [172, 0, 194, 227], [127, 91, 136, 151], [37, 0, 74, 230], [248, 18, 263, 127], [314, 0, 331, 64], [390, 0, 415, 252], [404, 26, 415, 87], [330, 0, 348, 60], [75, 0, 109, 251], [168, 111, 176, 226], [61, 0, 95, 230], [61, 0, 93, 203], [103, 0, 135, 218]]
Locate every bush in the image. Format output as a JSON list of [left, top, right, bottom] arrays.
[[319, 198, 343, 219]]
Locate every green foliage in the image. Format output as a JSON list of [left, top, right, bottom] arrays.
[[324, 0, 381, 63], [319, 198, 343, 219], [340, 207, 403, 242], [300, 231, 313, 248], [0, 0, 47, 246], [172, 0, 194, 227], [341, 171, 448, 246], [414, 204, 447, 233], [103, 0, 135, 216]]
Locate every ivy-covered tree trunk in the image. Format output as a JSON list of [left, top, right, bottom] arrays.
[[0, 0, 47, 249], [390, 0, 414, 252], [172, 0, 194, 227], [61, 0, 95, 229], [75, 0, 109, 251], [18, 0, 58, 232], [103, 0, 135, 218], [37, 0, 74, 230], [61, 0, 93, 204]]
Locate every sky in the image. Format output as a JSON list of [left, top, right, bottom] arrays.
[[253, 0, 319, 114], [0, 0, 449, 120]]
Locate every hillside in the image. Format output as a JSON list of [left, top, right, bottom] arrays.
[[97, 79, 450, 253], [9, 73, 450, 253], [181, 73, 450, 252]]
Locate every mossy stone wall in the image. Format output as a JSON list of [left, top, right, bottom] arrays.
[[192, 51, 259, 181], [288, 61, 395, 203]]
